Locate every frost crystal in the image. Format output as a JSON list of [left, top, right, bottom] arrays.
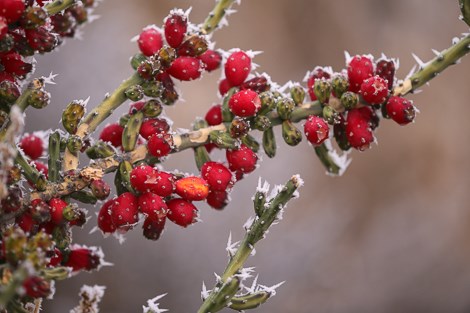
[[70, 285, 106, 313], [324, 140, 351, 176], [256, 177, 270, 194], [142, 293, 168, 313], [226, 232, 240, 257]]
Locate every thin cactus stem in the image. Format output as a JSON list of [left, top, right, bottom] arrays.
[[44, 0, 77, 15], [393, 33, 470, 96], [200, 0, 237, 35], [63, 73, 144, 171], [197, 176, 302, 313], [48, 131, 61, 182], [314, 143, 341, 175], [459, 0, 470, 27], [14, 152, 45, 190]]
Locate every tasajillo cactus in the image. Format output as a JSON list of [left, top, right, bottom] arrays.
[[0, 0, 470, 312]]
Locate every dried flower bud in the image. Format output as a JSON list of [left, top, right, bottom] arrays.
[[124, 85, 144, 101]]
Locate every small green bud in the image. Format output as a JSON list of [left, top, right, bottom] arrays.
[[122, 111, 144, 152], [209, 131, 239, 150], [143, 99, 163, 118], [62, 100, 85, 134], [28, 89, 50, 109], [85, 141, 115, 159], [282, 120, 302, 146], [161, 88, 178, 106], [276, 98, 295, 120], [333, 119, 351, 151], [262, 127, 276, 158], [258, 91, 276, 115], [130, 53, 147, 70], [331, 75, 349, 98], [340, 91, 359, 110], [124, 85, 144, 101], [66, 135, 82, 154], [41, 267, 70, 281], [290, 85, 306, 105], [229, 117, 250, 138], [241, 134, 260, 153], [70, 190, 98, 204], [141, 80, 162, 98], [254, 115, 271, 131], [253, 190, 266, 217], [158, 46, 177, 68], [119, 114, 130, 127], [115, 161, 134, 195], [322, 105, 338, 125], [313, 78, 332, 104], [0, 80, 20, 106]]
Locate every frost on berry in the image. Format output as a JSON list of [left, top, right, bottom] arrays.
[[360, 75, 389, 105], [168, 56, 203, 81], [138, 25, 163, 56], [304, 115, 329, 146], [166, 198, 198, 227], [386, 96, 416, 125], [224, 50, 252, 86], [228, 89, 261, 117], [346, 53, 374, 93]]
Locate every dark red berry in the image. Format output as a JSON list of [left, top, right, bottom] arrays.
[[166, 198, 198, 227], [347, 54, 374, 93], [0, 0, 26, 23], [65, 246, 102, 272], [48, 198, 67, 225], [228, 90, 261, 117], [386, 96, 416, 125], [139, 118, 170, 140], [110, 192, 139, 231], [360, 75, 389, 105], [23, 276, 50, 298], [375, 58, 396, 90], [168, 56, 203, 81], [346, 107, 375, 151], [240, 75, 270, 93], [138, 26, 163, 56], [206, 190, 229, 210], [304, 115, 329, 146], [147, 133, 172, 158], [1, 52, 32, 77], [19, 134, 43, 160], [137, 192, 167, 220], [25, 27, 58, 53], [142, 215, 166, 240], [224, 50, 251, 86], [90, 179, 111, 200], [201, 161, 234, 191], [226, 144, 258, 174], [99, 123, 124, 148], [97, 199, 116, 234], [164, 11, 187, 48], [199, 49, 222, 72], [205, 104, 222, 126]]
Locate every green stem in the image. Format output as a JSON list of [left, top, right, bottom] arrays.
[[459, 0, 470, 27], [197, 176, 302, 313], [44, 0, 77, 15], [48, 131, 61, 182], [79, 73, 143, 135], [314, 143, 341, 175], [395, 33, 470, 95], [14, 152, 47, 191], [200, 0, 237, 35]]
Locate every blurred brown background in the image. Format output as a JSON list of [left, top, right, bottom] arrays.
[[29, 0, 470, 312]]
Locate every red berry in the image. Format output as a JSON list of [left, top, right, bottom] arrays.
[[304, 115, 329, 146], [90, 179, 111, 200], [142, 215, 166, 240], [199, 49, 222, 72], [97, 199, 116, 234], [307, 66, 331, 101], [147, 133, 172, 158], [29, 198, 51, 223], [224, 50, 251, 86], [201, 161, 234, 191], [166, 198, 198, 227], [48, 198, 68, 225], [206, 190, 229, 210], [137, 192, 167, 220], [130, 164, 156, 193], [16, 213, 36, 233], [346, 108, 375, 151], [139, 118, 170, 140], [0, 71, 16, 83], [110, 192, 139, 231], [19, 134, 43, 160], [0, 17, 7, 39], [347, 55, 374, 93], [32, 161, 48, 177], [25, 27, 58, 53], [226, 144, 258, 174], [0, 0, 26, 23], [65, 246, 102, 272], [23, 276, 50, 298], [360, 75, 389, 105], [164, 11, 187, 48], [386, 96, 416, 125], [149, 170, 175, 197], [375, 58, 396, 90], [204, 104, 222, 126], [138, 26, 163, 56], [128, 101, 145, 115], [218, 78, 233, 96], [240, 75, 270, 93], [228, 90, 261, 117], [99, 123, 124, 148], [168, 56, 203, 81], [175, 176, 209, 201], [1, 52, 33, 77]]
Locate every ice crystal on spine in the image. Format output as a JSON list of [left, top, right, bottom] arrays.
[[226, 232, 240, 257], [70, 285, 106, 313], [143, 293, 168, 313]]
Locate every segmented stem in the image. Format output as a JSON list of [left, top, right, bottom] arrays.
[[201, 0, 237, 35], [44, 0, 77, 15]]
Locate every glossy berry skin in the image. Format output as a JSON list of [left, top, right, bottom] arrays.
[[110, 192, 139, 231], [375, 59, 395, 90], [347, 55, 374, 93], [226, 144, 258, 174], [228, 90, 261, 117], [360, 75, 389, 105], [130, 164, 156, 193], [142, 215, 166, 240], [307, 67, 331, 101], [138, 26, 163, 56], [137, 192, 167, 220], [164, 11, 187, 48], [99, 123, 124, 148], [48, 198, 67, 225], [139, 118, 170, 140], [304, 115, 329, 146], [199, 49, 222, 72], [97, 199, 116, 234], [65, 247, 101, 272], [147, 134, 172, 158], [19, 134, 43, 160], [175, 176, 209, 201], [206, 190, 229, 210], [386, 96, 416, 125], [240, 76, 270, 94], [346, 107, 375, 151], [166, 198, 198, 227], [0, 0, 26, 23], [205, 104, 222, 126], [201, 161, 234, 191], [224, 50, 251, 86], [168, 56, 203, 81]]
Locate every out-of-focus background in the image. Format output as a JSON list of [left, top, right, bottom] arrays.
[[30, 0, 470, 312]]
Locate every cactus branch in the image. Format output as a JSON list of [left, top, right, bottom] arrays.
[[48, 131, 61, 182], [393, 33, 470, 96], [460, 0, 470, 27], [201, 0, 237, 35], [44, 0, 77, 15], [197, 175, 302, 313]]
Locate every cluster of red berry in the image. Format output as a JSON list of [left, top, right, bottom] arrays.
[[0, 0, 94, 111]]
